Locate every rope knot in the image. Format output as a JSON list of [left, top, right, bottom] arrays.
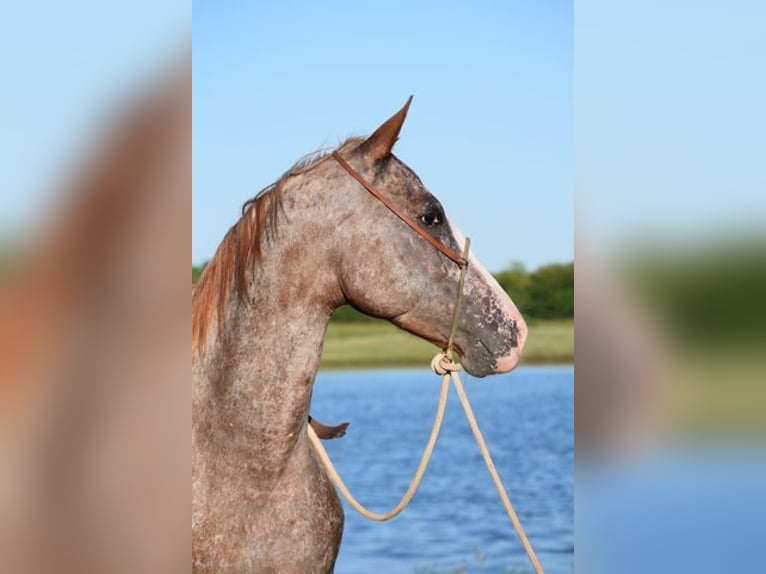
[[431, 352, 461, 376]]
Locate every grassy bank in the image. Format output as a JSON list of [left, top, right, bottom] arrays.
[[320, 319, 573, 370]]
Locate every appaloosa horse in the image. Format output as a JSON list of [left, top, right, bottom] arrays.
[[192, 98, 527, 573]]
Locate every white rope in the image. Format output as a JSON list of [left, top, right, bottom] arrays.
[[308, 237, 545, 573], [309, 353, 545, 574]]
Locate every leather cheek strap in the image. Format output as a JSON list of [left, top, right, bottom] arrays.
[[332, 151, 468, 268]]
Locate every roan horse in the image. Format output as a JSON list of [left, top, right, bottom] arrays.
[[192, 98, 528, 573]]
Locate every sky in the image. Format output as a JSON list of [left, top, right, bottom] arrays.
[[577, 0, 766, 254], [0, 0, 189, 243], [3, 1, 763, 273], [193, 1, 573, 272]]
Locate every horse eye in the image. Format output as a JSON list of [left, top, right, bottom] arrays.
[[419, 211, 442, 227]]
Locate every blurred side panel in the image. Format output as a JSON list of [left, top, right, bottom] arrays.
[[0, 1, 189, 573], [576, 1, 766, 573]]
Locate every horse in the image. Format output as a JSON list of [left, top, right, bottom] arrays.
[[192, 97, 528, 573]]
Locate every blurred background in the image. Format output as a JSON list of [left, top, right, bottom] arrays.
[[576, 1, 766, 572], [0, 1, 189, 573], [6, 0, 764, 572]]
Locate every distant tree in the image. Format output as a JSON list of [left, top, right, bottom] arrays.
[[331, 305, 375, 323], [189, 259, 575, 321], [527, 262, 574, 319], [192, 263, 207, 284], [622, 241, 766, 348], [494, 261, 531, 315]]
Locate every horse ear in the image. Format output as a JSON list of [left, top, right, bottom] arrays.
[[360, 96, 413, 162]]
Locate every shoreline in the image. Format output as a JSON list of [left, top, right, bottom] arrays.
[[320, 319, 574, 372], [319, 361, 574, 372]]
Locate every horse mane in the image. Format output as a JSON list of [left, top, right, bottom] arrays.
[[192, 137, 364, 354]]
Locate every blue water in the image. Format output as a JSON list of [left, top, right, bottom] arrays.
[[311, 366, 574, 574], [577, 449, 766, 574]]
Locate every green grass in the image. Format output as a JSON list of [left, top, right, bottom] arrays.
[[320, 319, 573, 370]]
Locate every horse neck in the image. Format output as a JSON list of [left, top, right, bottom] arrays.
[[194, 244, 339, 475]]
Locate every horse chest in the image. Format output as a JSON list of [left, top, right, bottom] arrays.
[[193, 446, 343, 574]]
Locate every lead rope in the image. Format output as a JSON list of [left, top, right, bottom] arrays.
[[307, 239, 545, 574]]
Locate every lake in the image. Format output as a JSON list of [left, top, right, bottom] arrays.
[[311, 366, 574, 574]]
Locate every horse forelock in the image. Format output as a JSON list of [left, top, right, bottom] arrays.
[[192, 137, 365, 355]]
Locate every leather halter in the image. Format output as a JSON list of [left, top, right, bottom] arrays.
[[332, 151, 468, 268]]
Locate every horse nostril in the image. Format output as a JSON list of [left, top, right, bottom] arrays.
[[509, 319, 519, 348]]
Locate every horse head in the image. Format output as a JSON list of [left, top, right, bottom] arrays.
[[328, 98, 527, 377]]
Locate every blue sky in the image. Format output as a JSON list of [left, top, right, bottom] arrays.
[[0, 0, 188, 241], [3, 1, 763, 273], [193, 1, 573, 272], [577, 0, 766, 253]]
